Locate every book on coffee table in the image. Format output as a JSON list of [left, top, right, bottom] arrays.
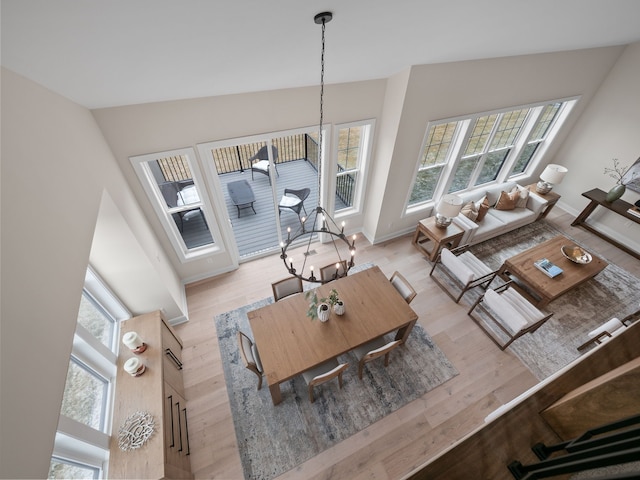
[[534, 258, 563, 278]]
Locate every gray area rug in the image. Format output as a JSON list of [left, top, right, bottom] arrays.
[[460, 221, 640, 380], [214, 269, 458, 480]]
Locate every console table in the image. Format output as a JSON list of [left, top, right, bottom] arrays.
[[571, 188, 640, 260]]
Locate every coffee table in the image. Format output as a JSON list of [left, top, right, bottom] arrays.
[[227, 179, 256, 217], [498, 235, 608, 307]]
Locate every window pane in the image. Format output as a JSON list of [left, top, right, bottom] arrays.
[[489, 109, 528, 149], [463, 114, 497, 156], [512, 142, 539, 174], [409, 166, 444, 205], [336, 172, 357, 208], [60, 359, 108, 431], [530, 103, 561, 140], [448, 156, 480, 193], [476, 149, 510, 185], [149, 154, 214, 250], [77, 293, 114, 349], [49, 458, 99, 480], [337, 127, 361, 171], [420, 122, 458, 167]]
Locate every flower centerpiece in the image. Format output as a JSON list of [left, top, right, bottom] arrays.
[[305, 288, 343, 321], [603, 158, 634, 202]]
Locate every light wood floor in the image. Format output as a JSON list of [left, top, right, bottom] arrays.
[[175, 208, 640, 480]]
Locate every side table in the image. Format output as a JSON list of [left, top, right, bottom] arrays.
[[412, 216, 464, 261], [527, 184, 560, 220]]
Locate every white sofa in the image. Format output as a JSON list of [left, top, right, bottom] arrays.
[[452, 182, 548, 246]]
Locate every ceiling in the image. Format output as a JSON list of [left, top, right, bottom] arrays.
[[2, 0, 640, 109]]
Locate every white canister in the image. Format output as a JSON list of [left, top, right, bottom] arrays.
[[122, 331, 147, 354], [124, 357, 146, 377]]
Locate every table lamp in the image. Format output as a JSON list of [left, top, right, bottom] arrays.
[[435, 194, 463, 228], [536, 164, 568, 194]]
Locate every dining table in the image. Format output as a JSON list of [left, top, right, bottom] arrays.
[[247, 265, 418, 405]]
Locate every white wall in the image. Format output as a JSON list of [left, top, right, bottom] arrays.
[[552, 42, 640, 254], [0, 68, 185, 479]]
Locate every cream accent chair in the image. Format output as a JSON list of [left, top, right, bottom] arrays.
[[430, 246, 497, 303], [389, 271, 417, 304], [271, 276, 303, 302], [353, 338, 402, 380], [320, 260, 348, 283], [468, 282, 553, 350], [577, 316, 634, 351], [237, 331, 264, 390], [302, 359, 349, 403]]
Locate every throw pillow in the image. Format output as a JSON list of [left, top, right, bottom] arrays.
[[495, 190, 519, 211], [476, 197, 490, 221], [460, 201, 479, 221], [515, 184, 530, 208]]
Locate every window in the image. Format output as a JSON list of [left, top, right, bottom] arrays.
[[49, 457, 100, 480], [406, 98, 576, 212], [130, 147, 223, 262], [50, 267, 129, 479], [333, 120, 374, 214]]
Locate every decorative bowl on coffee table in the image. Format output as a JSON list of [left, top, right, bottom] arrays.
[[561, 245, 592, 264]]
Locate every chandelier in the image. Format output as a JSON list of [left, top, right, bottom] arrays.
[[280, 11, 356, 283]]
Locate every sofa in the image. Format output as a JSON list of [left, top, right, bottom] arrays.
[[452, 181, 548, 246]]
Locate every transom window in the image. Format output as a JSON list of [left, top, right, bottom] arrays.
[[406, 97, 576, 211]]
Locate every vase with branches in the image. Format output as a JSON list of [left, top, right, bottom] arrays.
[[604, 158, 634, 202]]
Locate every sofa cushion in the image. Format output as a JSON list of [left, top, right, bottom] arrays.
[[489, 206, 537, 226], [485, 182, 516, 206], [461, 201, 479, 221], [476, 197, 491, 221], [516, 185, 530, 208], [495, 190, 519, 210]]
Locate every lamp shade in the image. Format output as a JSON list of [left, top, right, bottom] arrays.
[[436, 194, 464, 218], [540, 164, 568, 185]]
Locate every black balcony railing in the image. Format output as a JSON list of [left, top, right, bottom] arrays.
[[336, 167, 356, 208]]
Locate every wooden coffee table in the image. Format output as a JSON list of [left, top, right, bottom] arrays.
[[498, 235, 608, 307]]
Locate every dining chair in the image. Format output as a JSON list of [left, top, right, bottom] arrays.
[[248, 145, 279, 184], [389, 271, 417, 304], [320, 260, 348, 283], [302, 359, 349, 403], [467, 282, 553, 350], [278, 188, 310, 221], [237, 331, 264, 390], [271, 276, 303, 302], [429, 246, 497, 303], [353, 337, 402, 380]]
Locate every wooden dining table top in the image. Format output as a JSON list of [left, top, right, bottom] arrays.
[[247, 265, 418, 387]]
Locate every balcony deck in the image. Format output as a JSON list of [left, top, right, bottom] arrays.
[[216, 159, 347, 259]]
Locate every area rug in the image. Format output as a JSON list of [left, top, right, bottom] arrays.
[[214, 274, 458, 480], [461, 221, 640, 380]]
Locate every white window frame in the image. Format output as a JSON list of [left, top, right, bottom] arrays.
[[405, 96, 578, 215], [331, 119, 375, 218], [51, 267, 130, 479], [130, 147, 224, 263]]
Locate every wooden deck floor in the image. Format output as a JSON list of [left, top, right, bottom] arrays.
[[217, 160, 346, 258]]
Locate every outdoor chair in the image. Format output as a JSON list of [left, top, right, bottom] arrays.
[[430, 246, 497, 303], [271, 276, 303, 302], [353, 337, 402, 380], [468, 282, 553, 350], [278, 188, 310, 221], [237, 331, 264, 390], [159, 181, 206, 231], [320, 260, 348, 283], [302, 359, 348, 403], [389, 271, 417, 304], [248, 145, 279, 184]]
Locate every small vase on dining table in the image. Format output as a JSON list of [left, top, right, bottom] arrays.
[[333, 301, 345, 316], [606, 183, 626, 202], [317, 304, 330, 322]]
